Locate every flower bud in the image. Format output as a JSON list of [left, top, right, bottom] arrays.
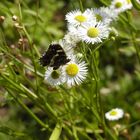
[[0, 16, 5, 23], [109, 27, 118, 40], [12, 15, 18, 21], [14, 23, 22, 29]]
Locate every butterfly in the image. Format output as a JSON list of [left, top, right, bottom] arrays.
[[39, 44, 70, 70]]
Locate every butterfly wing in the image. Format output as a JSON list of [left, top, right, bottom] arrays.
[[40, 44, 70, 69], [39, 44, 61, 66], [50, 50, 70, 70]]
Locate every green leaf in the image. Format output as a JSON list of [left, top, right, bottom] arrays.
[[49, 123, 62, 140], [99, 0, 110, 6], [131, 0, 140, 10], [23, 9, 43, 22], [0, 126, 26, 137]]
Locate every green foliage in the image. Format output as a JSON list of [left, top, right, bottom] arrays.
[[0, 0, 140, 140]]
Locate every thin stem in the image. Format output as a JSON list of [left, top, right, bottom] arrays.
[[0, 45, 43, 77], [49, 123, 62, 140], [7, 88, 49, 130], [1, 73, 58, 120], [92, 40, 108, 53], [72, 126, 79, 140], [132, 32, 140, 64], [78, 0, 84, 12], [119, 120, 140, 131], [119, 14, 136, 31], [17, 1, 41, 99], [124, 12, 140, 64], [90, 48, 108, 139]]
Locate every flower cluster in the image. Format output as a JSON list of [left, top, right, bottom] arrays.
[[43, 0, 132, 87], [44, 44, 88, 87]]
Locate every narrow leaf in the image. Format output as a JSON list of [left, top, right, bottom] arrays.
[[131, 0, 140, 10], [0, 126, 25, 137], [49, 123, 62, 140]]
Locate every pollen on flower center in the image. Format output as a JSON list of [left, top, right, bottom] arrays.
[[74, 15, 87, 22], [87, 27, 99, 38], [115, 2, 123, 8], [110, 110, 118, 116], [51, 70, 60, 79], [66, 63, 79, 77], [95, 14, 102, 21], [126, 0, 131, 4]]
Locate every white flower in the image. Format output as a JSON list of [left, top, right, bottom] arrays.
[[136, 0, 140, 4], [67, 24, 81, 42], [45, 67, 66, 86], [110, 0, 133, 14], [77, 22, 110, 44], [65, 9, 96, 27], [63, 31, 80, 47], [64, 58, 88, 87], [105, 108, 124, 121], [88, 7, 113, 24], [95, 7, 118, 22]]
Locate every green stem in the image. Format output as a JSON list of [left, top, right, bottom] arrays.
[[92, 54, 100, 111], [7, 88, 49, 129], [0, 74, 37, 99], [49, 123, 62, 140], [124, 12, 140, 64], [132, 32, 140, 64], [119, 14, 136, 31], [0, 33, 43, 78], [18, 0, 22, 21], [72, 126, 79, 140], [92, 40, 108, 53], [90, 49, 109, 139], [78, 0, 84, 12], [119, 120, 140, 131], [1, 74, 58, 120]]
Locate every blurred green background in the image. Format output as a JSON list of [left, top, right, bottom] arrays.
[[0, 0, 140, 140]]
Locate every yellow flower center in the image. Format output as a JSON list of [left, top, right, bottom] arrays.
[[115, 2, 123, 8], [95, 14, 102, 21], [110, 110, 118, 116], [51, 70, 60, 79], [87, 27, 99, 38], [74, 15, 87, 23], [66, 63, 79, 77], [126, 0, 131, 4]]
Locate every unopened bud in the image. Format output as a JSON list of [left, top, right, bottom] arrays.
[[14, 23, 22, 29], [10, 44, 16, 49], [124, 113, 130, 121], [111, 36, 116, 41], [14, 22, 19, 27], [77, 53, 83, 58], [121, 128, 128, 136], [18, 39, 22, 45], [12, 15, 18, 21], [109, 27, 118, 40], [0, 16, 5, 23], [113, 124, 121, 130]]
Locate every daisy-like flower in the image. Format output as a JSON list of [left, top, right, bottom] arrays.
[[65, 9, 95, 27], [136, 0, 140, 4], [105, 108, 124, 121], [64, 57, 88, 87], [45, 67, 66, 86], [110, 0, 133, 14], [63, 31, 80, 47], [77, 22, 110, 44], [88, 7, 113, 24]]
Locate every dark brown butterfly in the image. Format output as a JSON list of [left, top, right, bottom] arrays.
[[39, 44, 70, 70]]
